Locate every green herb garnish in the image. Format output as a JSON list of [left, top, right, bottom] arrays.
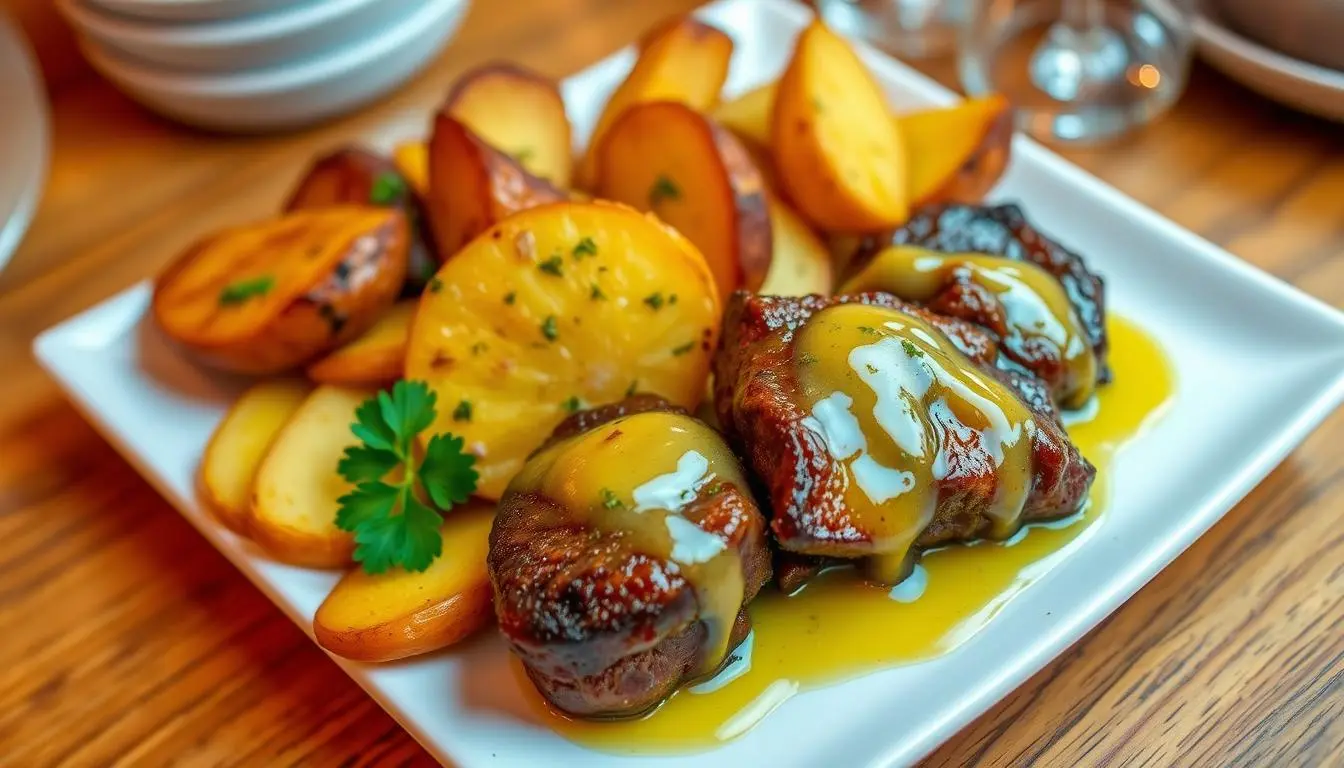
[[671, 340, 696, 356], [540, 315, 559, 341], [561, 395, 583, 413], [573, 237, 598, 259], [644, 292, 665, 311], [452, 400, 472, 422], [538, 254, 564, 276], [512, 148, 534, 164], [600, 488, 624, 509], [798, 352, 818, 366], [427, 277, 444, 294], [335, 381, 478, 573], [218, 275, 275, 306], [590, 283, 607, 301], [504, 291, 517, 305], [625, 380, 638, 398], [648, 174, 680, 207], [901, 339, 925, 358], [369, 172, 406, 205], [857, 325, 877, 336]]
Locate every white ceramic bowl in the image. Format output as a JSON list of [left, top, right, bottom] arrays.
[[79, 0, 470, 132], [84, 0, 310, 22], [59, 0, 421, 73], [0, 11, 50, 276]]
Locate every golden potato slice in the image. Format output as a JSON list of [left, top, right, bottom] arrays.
[[393, 141, 429, 195], [577, 17, 733, 188], [595, 100, 771, 300], [305, 300, 417, 386], [199, 379, 311, 535], [759, 199, 833, 296], [900, 94, 1014, 207], [250, 385, 374, 568], [713, 82, 776, 149], [444, 63, 573, 188], [426, 114, 567, 262], [773, 20, 908, 231], [405, 202, 721, 499], [314, 501, 495, 661], [153, 207, 409, 374]]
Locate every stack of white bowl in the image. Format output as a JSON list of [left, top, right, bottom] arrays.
[[58, 0, 471, 132]]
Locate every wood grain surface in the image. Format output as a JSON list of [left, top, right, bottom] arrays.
[[2, 1, 1342, 765]]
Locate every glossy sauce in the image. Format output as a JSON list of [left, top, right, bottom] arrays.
[[524, 316, 1173, 751], [842, 246, 1098, 408], [508, 411, 750, 675]]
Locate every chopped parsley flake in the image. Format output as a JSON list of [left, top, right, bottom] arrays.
[[561, 395, 583, 413], [901, 339, 925, 358], [865, 363, 879, 374], [857, 325, 877, 336], [644, 292, 665, 311], [368, 172, 406, 205], [625, 380, 638, 397], [572, 237, 598, 259], [470, 342, 488, 355], [600, 488, 623, 509], [671, 340, 696, 356], [540, 315, 559, 341], [590, 283, 607, 300], [504, 291, 516, 305], [648, 174, 680, 207], [427, 277, 444, 294], [218, 275, 274, 306], [452, 400, 472, 422], [798, 352, 818, 366], [538, 254, 564, 276]]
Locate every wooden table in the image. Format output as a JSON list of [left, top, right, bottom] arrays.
[[3, 1, 1343, 765]]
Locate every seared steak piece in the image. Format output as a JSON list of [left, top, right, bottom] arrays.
[[489, 395, 771, 719], [714, 292, 1094, 586], [854, 202, 1110, 385]]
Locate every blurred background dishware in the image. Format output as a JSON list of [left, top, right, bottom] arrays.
[[959, 0, 1194, 143], [815, 0, 968, 59], [57, 0, 471, 132], [1194, 0, 1344, 122], [0, 9, 50, 276]]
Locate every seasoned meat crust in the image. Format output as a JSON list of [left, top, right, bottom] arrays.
[[488, 395, 771, 719], [713, 292, 1095, 583], [854, 202, 1111, 384]]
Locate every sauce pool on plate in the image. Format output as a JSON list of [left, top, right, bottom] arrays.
[[520, 315, 1173, 751]]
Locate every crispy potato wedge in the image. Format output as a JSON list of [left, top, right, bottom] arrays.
[[444, 63, 573, 188], [153, 207, 409, 375], [250, 385, 372, 567], [713, 82, 775, 149], [405, 201, 721, 499], [425, 114, 566, 262], [285, 147, 437, 291], [199, 379, 311, 535], [314, 501, 495, 661], [393, 141, 429, 195], [577, 17, 733, 188], [900, 94, 1014, 207], [773, 20, 908, 231], [305, 299, 417, 386], [759, 199, 833, 296], [595, 101, 771, 300]]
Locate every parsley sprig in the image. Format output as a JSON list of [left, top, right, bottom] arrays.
[[335, 381, 478, 573]]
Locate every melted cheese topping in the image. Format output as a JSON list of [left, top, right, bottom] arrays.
[[842, 245, 1097, 408], [794, 303, 1035, 570], [509, 410, 749, 675]]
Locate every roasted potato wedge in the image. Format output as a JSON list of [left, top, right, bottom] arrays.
[[425, 114, 566, 262], [393, 141, 429, 195], [305, 299, 417, 386], [444, 63, 573, 188], [577, 17, 733, 187], [153, 207, 409, 374], [199, 379, 311, 535], [773, 21, 908, 231], [313, 501, 495, 661], [759, 199, 833, 296], [405, 201, 721, 499], [250, 385, 372, 568], [900, 94, 1014, 207], [285, 146, 436, 288], [595, 101, 771, 300]]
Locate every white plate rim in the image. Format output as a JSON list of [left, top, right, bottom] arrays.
[[31, 0, 1344, 764], [0, 11, 50, 275]]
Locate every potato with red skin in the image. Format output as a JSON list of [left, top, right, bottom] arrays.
[[152, 206, 409, 375], [425, 114, 566, 262], [286, 146, 436, 287], [595, 101, 772, 300], [443, 63, 573, 188], [577, 17, 734, 188], [305, 299, 416, 386]]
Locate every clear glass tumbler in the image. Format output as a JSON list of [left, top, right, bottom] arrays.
[[816, 0, 969, 59], [958, 0, 1194, 143]]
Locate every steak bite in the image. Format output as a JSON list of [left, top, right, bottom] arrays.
[[713, 292, 1094, 586], [488, 395, 770, 719]]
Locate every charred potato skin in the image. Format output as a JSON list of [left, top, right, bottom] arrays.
[[712, 117, 773, 294], [285, 146, 437, 289], [443, 62, 574, 188], [152, 210, 410, 375]]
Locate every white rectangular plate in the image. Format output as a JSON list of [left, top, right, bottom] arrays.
[[34, 0, 1344, 765]]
